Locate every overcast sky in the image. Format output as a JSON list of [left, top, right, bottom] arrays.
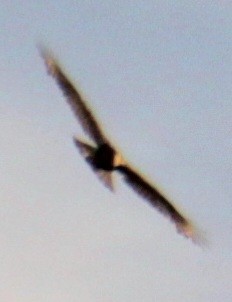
[[0, 1, 232, 301]]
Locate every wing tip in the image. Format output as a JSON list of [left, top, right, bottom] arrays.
[[38, 44, 58, 77], [177, 221, 208, 247]]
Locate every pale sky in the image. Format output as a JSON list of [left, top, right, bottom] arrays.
[[0, 1, 232, 301]]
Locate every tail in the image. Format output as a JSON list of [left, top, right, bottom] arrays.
[[73, 138, 114, 191]]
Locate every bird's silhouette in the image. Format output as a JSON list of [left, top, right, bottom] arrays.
[[40, 48, 200, 243]]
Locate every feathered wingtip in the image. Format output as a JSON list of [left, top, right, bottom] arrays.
[[38, 44, 59, 77], [177, 220, 208, 247]]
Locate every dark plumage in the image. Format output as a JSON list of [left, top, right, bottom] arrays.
[[40, 48, 200, 243]]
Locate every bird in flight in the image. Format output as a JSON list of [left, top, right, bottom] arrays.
[[40, 47, 200, 243]]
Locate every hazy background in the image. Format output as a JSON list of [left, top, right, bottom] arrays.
[[1, 1, 232, 301]]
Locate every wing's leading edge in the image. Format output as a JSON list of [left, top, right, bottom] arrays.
[[40, 47, 108, 145], [117, 165, 198, 242]]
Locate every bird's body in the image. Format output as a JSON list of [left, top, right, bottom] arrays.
[[40, 47, 201, 243], [92, 143, 116, 171]]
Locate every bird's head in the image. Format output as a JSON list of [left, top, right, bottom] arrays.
[[113, 152, 125, 167]]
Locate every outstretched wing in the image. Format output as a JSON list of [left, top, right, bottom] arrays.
[[73, 138, 114, 191], [40, 47, 108, 145], [116, 165, 197, 242]]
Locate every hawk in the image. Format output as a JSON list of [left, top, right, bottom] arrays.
[[40, 48, 201, 243]]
